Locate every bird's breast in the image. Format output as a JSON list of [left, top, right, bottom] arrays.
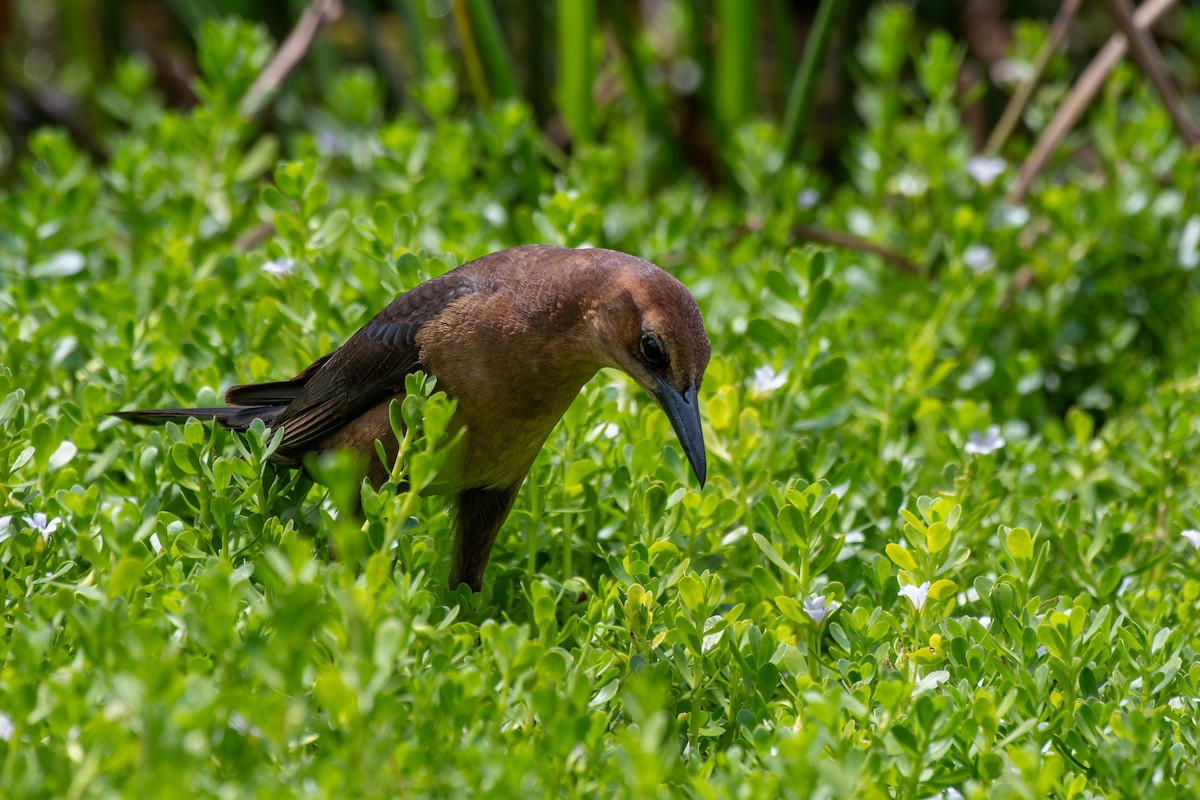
[[412, 286, 605, 491]]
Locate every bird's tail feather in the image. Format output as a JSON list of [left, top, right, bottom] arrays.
[[110, 405, 284, 432]]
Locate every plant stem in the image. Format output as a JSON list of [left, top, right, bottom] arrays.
[[781, 0, 844, 161], [714, 0, 755, 135], [557, 0, 596, 143]]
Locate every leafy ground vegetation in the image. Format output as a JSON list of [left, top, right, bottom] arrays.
[[4, 6, 1200, 798]]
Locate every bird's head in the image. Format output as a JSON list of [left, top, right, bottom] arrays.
[[587, 252, 712, 487]]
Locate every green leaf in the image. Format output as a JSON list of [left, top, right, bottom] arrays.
[[928, 579, 956, 601], [236, 134, 279, 182], [900, 508, 926, 535], [313, 670, 359, 726], [1006, 527, 1033, 561], [753, 533, 800, 579], [885, 543, 918, 571], [0, 389, 24, 426], [926, 521, 950, 553], [677, 574, 705, 617], [802, 279, 833, 326], [107, 557, 147, 597], [775, 595, 807, 625], [807, 356, 847, 388], [262, 185, 293, 214], [308, 209, 350, 250], [303, 180, 330, 218], [1067, 407, 1094, 448]]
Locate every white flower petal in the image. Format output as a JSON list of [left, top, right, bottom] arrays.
[[262, 258, 297, 277], [752, 365, 788, 395], [899, 581, 931, 612], [966, 155, 1006, 186], [965, 424, 1005, 456], [963, 244, 994, 273], [803, 595, 836, 625], [22, 512, 60, 541]]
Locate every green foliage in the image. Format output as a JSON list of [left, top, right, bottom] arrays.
[[3, 10, 1200, 799]]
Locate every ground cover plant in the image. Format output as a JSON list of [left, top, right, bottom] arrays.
[[3, 5, 1200, 798]]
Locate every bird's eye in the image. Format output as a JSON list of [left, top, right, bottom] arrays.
[[640, 334, 668, 369]]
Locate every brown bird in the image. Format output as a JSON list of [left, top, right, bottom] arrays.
[[115, 245, 711, 591]]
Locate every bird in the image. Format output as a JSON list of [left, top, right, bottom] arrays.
[[114, 245, 711, 592]]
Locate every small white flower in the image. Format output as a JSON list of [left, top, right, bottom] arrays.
[[966, 155, 1006, 187], [963, 244, 994, 273], [977, 616, 992, 630], [262, 258, 296, 277], [148, 532, 163, 554], [752, 365, 788, 395], [944, 788, 965, 800], [964, 424, 1005, 456], [1036, 645, 1047, 658], [22, 512, 60, 541], [803, 595, 837, 625], [1182, 530, 1200, 549], [0, 712, 13, 742], [796, 188, 821, 210], [899, 581, 931, 612]]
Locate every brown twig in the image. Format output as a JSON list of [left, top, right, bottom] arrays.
[[233, 0, 342, 251], [1101, 0, 1198, 146], [984, 0, 1081, 157], [1009, 0, 1179, 204], [727, 221, 920, 277], [235, 221, 276, 253], [791, 224, 921, 277], [238, 0, 344, 119]]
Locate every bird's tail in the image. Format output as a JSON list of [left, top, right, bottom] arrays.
[[110, 405, 285, 432]]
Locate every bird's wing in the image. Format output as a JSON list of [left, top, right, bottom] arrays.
[[269, 269, 478, 459], [224, 353, 335, 406]]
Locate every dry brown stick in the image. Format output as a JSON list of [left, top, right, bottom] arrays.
[[238, 0, 345, 118], [1009, 0, 1179, 204], [790, 225, 921, 277], [235, 221, 277, 252], [234, 0, 342, 251], [1102, 0, 1198, 146], [984, 0, 1082, 157], [727, 220, 921, 277]]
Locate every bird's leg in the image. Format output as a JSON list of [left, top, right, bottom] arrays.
[[450, 484, 522, 592]]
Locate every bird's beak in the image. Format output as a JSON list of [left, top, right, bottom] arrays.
[[651, 377, 706, 487]]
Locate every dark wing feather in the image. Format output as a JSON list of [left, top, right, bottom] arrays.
[[224, 353, 335, 406], [269, 270, 477, 461]]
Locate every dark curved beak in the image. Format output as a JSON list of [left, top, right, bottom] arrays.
[[651, 378, 706, 487]]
